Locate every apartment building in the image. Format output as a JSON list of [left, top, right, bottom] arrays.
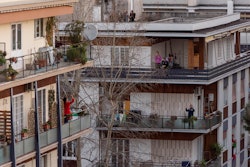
[[77, 2, 250, 167], [0, 0, 92, 167]]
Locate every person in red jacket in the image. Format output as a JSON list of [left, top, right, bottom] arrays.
[[63, 95, 75, 123]]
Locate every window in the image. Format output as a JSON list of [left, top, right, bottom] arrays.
[[63, 140, 77, 160], [35, 18, 44, 38], [13, 95, 23, 140], [232, 74, 237, 102], [224, 78, 228, 106], [12, 24, 22, 50], [111, 139, 129, 167], [41, 154, 48, 167], [111, 47, 129, 66], [241, 70, 245, 98], [38, 89, 46, 124]]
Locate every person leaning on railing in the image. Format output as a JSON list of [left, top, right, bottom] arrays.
[[63, 95, 75, 123]]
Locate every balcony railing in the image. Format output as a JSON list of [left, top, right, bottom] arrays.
[[0, 48, 91, 85], [0, 115, 90, 165], [97, 113, 222, 133], [81, 52, 250, 84]]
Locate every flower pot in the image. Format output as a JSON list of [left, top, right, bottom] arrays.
[[11, 75, 16, 80], [21, 132, 28, 139], [43, 124, 50, 131]]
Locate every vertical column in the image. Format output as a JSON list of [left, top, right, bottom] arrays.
[[199, 38, 205, 69], [235, 32, 240, 55], [34, 81, 41, 166], [235, 72, 241, 167], [244, 68, 249, 166], [217, 80, 224, 144], [228, 76, 233, 167], [56, 75, 63, 167], [10, 88, 16, 167]]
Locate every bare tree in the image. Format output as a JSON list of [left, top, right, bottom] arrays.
[[58, 2, 166, 167]]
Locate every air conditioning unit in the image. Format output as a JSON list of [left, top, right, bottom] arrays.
[[99, 87, 104, 96], [25, 82, 35, 91]]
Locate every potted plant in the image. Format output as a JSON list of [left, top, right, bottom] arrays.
[[149, 113, 159, 126], [43, 120, 51, 131], [1, 64, 18, 81], [210, 143, 223, 159], [0, 50, 6, 66], [21, 128, 28, 138], [0, 134, 6, 142], [66, 44, 87, 64]]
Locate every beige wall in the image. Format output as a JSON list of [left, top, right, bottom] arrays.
[[20, 149, 58, 167]]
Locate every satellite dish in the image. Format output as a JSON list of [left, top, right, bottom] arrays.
[[83, 24, 98, 41]]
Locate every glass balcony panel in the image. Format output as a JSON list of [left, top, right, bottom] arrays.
[[15, 140, 24, 157], [81, 115, 90, 130], [62, 122, 70, 138], [69, 119, 81, 135], [0, 145, 10, 164], [40, 131, 48, 148], [0, 115, 91, 166], [24, 137, 35, 154], [98, 114, 222, 131], [47, 128, 57, 144]]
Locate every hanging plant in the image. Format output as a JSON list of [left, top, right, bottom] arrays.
[[0, 50, 6, 65], [46, 17, 56, 46], [48, 89, 55, 110]]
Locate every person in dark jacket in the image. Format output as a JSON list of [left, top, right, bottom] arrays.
[[186, 104, 195, 128]]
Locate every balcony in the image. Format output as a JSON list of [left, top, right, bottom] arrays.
[[96, 112, 222, 133], [0, 115, 90, 166], [80, 52, 250, 85], [0, 49, 93, 91]]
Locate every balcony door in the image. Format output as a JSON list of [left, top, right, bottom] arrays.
[[13, 95, 23, 140], [38, 89, 46, 124], [111, 47, 129, 66], [11, 23, 23, 69]]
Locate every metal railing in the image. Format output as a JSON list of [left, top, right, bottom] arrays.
[[0, 47, 85, 84], [0, 115, 90, 165], [97, 113, 222, 132], [81, 52, 250, 83]]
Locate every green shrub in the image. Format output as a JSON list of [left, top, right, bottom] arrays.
[[66, 44, 87, 64]]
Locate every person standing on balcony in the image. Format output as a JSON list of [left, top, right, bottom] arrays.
[[186, 104, 195, 118], [63, 95, 75, 123], [129, 10, 136, 22], [186, 104, 195, 128], [154, 50, 162, 68]]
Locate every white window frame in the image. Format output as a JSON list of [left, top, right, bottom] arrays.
[[38, 89, 46, 124], [12, 23, 22, 50], [34, 18, 44, 38], [41, 154, 48, 167], [63, 140, 77, 160], [111, 47, 129, 66], [13, 94, 24, 140]]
